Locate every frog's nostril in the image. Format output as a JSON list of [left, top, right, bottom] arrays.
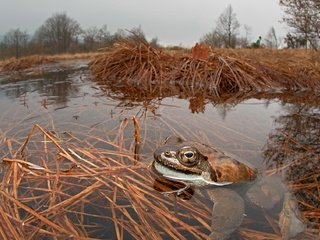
[[164, 151, 171, 157]]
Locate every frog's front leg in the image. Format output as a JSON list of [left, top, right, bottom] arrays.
[[207, 188, 245, 240]]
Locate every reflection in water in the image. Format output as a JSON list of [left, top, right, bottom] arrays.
[[264, 103, 320, 232], [95, 78, 320, 117], [1, 69, 83, 108], [153, 177, 195, 201]]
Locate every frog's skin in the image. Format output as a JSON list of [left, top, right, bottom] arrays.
[[153, 136, 305, 240]]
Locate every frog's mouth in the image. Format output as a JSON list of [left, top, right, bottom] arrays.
[[152, 161, 232, 186]]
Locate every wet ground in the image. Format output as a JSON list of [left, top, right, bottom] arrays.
[[0, 60, 319, 239]]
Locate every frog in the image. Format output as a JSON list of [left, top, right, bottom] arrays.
[[152, 136, 305, 240]]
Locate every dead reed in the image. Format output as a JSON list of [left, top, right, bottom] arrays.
[[0, 52, 102, 72], [0, 114, 319, 239], [0, 123, 214, 239], [0, 55, 55, 72], [0, 100, 319, 239], [90, 41, 320, 95]]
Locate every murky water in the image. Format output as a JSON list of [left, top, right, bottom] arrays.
[[0, 62, 319, 239]]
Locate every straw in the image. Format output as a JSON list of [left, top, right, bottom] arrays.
[[90, 41, 320, 97]]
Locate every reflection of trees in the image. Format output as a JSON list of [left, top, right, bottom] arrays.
[[264, 103, 320, 170], [94, 76, 320, 116], [263, 103, 320, 229], [95, 80, 227, 114], [189, 95, 206, 113], [3, 70, 80, 106]]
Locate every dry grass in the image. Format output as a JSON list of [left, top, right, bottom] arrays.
[[0, 119, 318, 239], [90, 41, 320, 96], [0, 52, 103, 72], [0, 56, 55, 72], [218, 48, 320, 90], [0, 123, 213, 239]]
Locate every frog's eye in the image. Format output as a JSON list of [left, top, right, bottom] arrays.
[[177, 147, 199, 166]]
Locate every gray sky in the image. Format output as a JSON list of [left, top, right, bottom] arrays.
[[0, 0, 286, 46]]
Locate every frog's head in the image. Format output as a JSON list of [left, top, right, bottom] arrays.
[[153, 136, 256, 186]]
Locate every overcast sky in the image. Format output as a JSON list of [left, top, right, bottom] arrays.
[[0, 0, 286, 46]]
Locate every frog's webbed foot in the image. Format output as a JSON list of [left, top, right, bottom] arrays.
[[207, 188, 245, 240]]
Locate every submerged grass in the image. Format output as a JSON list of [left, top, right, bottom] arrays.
[[90, 41, 320, 96], [0, 117, 319, 239], [0, 122, 213, 239]]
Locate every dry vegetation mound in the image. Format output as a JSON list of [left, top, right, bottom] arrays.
[[90, 41, 320, 95]]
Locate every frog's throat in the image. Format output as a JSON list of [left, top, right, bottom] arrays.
[[153, 161, 232, 186]]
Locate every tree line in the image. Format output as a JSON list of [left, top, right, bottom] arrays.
[[200, 2, 319, 49], [0, 1, 319, 59], [0, 13, 159, 59], [280, 0, 319, 49], [200, 5, 281, 49]]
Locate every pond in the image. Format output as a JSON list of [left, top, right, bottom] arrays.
[[0, 61, 319, 239]]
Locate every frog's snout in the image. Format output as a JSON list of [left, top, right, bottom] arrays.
[[163, 150, 176, 159], [158, 151, 180, 165]]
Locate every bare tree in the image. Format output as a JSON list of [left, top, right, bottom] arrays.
[[96, 25, 113, 47], [127, 25, 147, 43], [265, 26, 279, 48], [200, 5, 240, 48], [280, 0, 320, 49], [149, 37, 161, 48], [215, 5, 240, 48], [237, 25, 252, 48], [243, 24, 252, 45], [82, 25, 112, 51], [82, 27, 99, 51], [35, 13, 82, 54], [200, 30, 224, 48], [284, 33, 307, 48], [2, 28, 29, 58]]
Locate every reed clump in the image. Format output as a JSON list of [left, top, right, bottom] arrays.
[[90, 41, 320, 95], [90, 41, 275, 95], [90, 41, 173, 86]]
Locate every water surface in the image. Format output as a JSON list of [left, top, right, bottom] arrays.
[[0, 63, 318, 239]]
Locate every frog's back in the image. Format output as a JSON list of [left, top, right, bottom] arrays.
[[185, 141, 257, 184]]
